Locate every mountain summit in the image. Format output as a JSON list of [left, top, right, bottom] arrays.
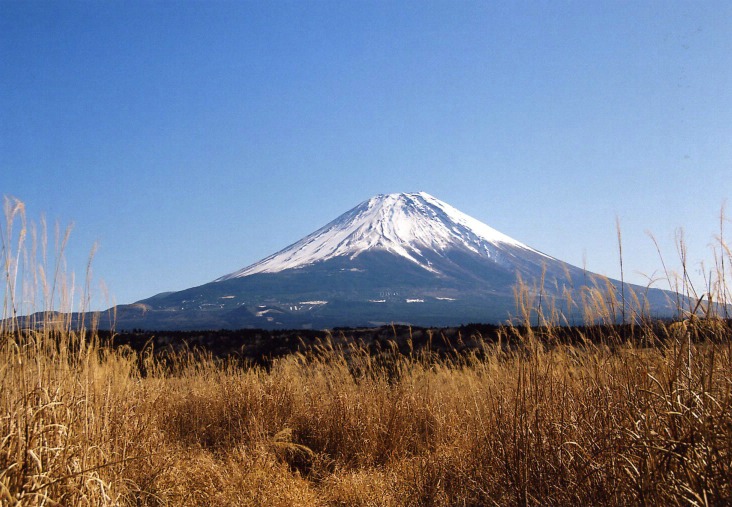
[[218, 192, 548, 279], [113, 192, 674, 330]]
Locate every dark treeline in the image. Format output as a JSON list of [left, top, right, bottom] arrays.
[[97, 318, 732, 368]]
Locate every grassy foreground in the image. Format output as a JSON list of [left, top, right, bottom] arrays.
[[2, 321, 731, 506], [2, 197, 731, 505]]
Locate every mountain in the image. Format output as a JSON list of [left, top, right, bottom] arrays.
[[112, 192, 675, 330]]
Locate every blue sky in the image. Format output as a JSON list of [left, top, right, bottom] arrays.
[[2, 1, 731, 310]]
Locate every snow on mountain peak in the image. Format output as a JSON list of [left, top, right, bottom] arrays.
[[216, 192, 549, 280]]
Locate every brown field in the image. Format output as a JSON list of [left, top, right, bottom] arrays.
[[2, 197, 731, 506]]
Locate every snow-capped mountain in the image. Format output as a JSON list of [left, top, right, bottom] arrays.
[[111, 192, 675, 330], [218, 192, 550, 279]]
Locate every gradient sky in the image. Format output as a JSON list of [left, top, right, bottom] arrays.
[[2, 1, 731, 310]]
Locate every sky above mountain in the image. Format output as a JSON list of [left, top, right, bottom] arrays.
[[2, 1, 731, 310]]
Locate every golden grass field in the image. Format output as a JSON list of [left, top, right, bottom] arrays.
[[2, 197, 731, 506]]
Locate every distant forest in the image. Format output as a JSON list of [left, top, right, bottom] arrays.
[[98, 319, 726, 368]]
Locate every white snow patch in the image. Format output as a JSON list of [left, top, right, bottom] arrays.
[[435, 297, 456, 301], [369, 299, 386, 303], [406, 298, 424, 303], [299, 300, 327, 305]]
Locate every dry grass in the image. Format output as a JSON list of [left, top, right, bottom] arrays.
[[2, 197, 731, 506]]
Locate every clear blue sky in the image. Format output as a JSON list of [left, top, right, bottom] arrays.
[[2, 1, 731, 310]]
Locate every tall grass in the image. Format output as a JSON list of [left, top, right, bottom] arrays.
[[2, 197, 731, 506]]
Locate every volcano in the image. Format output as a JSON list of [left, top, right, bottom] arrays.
[[112, 192, 674, 330]]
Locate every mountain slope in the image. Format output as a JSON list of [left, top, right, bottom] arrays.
[[114, 192, 675, 330]]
